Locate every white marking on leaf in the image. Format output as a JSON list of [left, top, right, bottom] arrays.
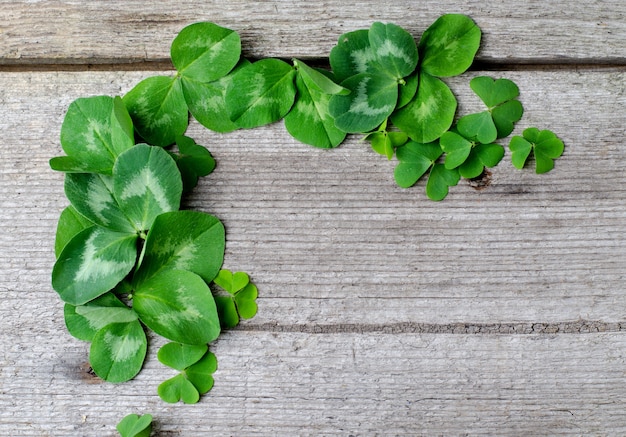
[[376, 39, 412, 66], [74, 230, 127, 283], [349, 77, 394, 117], [103, 329, 143, 362], [351, 48, 376, 74], [119, 167, 173, 212]]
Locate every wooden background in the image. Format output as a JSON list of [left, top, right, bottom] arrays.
[[1, 1, 625, 435]]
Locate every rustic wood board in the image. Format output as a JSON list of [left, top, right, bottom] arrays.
[[1, 0, 625, 64], [1, 1, 626, 435]]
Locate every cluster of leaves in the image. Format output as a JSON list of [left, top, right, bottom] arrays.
[[51, 93, 258, 394], [125, 17, 563, 203]]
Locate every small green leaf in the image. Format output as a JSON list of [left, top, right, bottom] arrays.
[[54, 205, 94, 258], [329, 73, 398, 133], [123, 76, 188, 147], [440, 130, 473, 169], [234, 283, 258, 319], [117, 413, 153, 437], [368, 22, 418, 80], [470, 76, 519, 108], [419, 14, 481, 77], [89, 320, 147, 383], [213, 269, 249, 294], [457, 112, 497, 144], [284, 72, 347, 148], [185, 351, 218, 394], [214, 296, 240, 328], [54, 96, 134, 175], [213, 269, 258, 327], [113, 144, 182, 232], [426, 163, 460, 201], [329, 29, 377, 82], [397, 72, 419, 109], [171, 22, 241, 83], [225, 58, 297, 129], [158, 373, 200, 404], [509, 128, 564, 174], [172, 135, 216, 193], [458, 143, 504, 179], [491, 99, 524, 138], [394, 141, 443, 188], [183, 58, 250, 133], [52, 226, 137, 305], [391, 72, 457, 143], [134, 210, 225, 285], [133, 269, 220, 345], [65, 293, 137, 342], [158, 342, 208, 371], [293, 59, 349, 95]]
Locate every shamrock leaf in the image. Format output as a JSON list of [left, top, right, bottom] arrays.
[[367, 22, 419, 80], [117, 413, 153, 437], [52, 226, 138, 305], [133, 269, 220, 345], [183, 58, 250, 133], [468, 76, 524, 139], [64, 292, 137, 341], [364, 119, 408, 160], [329, 29, 377, 82], [440, 130, 473, 169], [171, 22, 241, 83], [212, 269, 258, 328], [134, 210, 225, 285], [158, 373, 200, 404], [123, 76, 188, 147], [457, 143, 504, 179], [394, 141, 443, 188], [171, 135, 216, 193], [158, 342, 208, 371], [391, 72, 457, 143], [284, 63, 347, 148], [89, 320, 147, 383], [185, 351, 218, 394], [426, 163, 460, 201], [51, 96, 134, 174], [225, 58, 297, 129], [54, 205, 94, 258], [509, 128, 564, 173], [418, 14, 481, 78]]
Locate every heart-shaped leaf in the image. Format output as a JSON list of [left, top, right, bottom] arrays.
[[214, 296, 240, 328], [64, 293, 137, 341], [133, 269, 220, 345], [52, 226, 138, 305], [225, 58, 297, 129], [391, 72, 457, 143], [329, 29, 377, 82], [329, 73, 398, 133], [426, 163, 460, 201], [158, 342, 208, 371], [117, 414, 152, 437], [52, 96, 134, 175], [419, 14, 481, 77], [440, 131, 473, 169], [394, 141, 443, 188], [234, 283, 259, 319], [113, 144, 182, 232], [491, 99, 524, 138], [158, 373, 200, 404], [457, 111, 497, 144], [509, 128, 564, 174], [213, 269, 249, 294], [123, 75, 188, 147], [458, 143, 504, 179], [284, 71, 347, 148], [171, 22, 241, 83], [171, 135, 216, 193], [134, 210, 225, 285], [185, 351, 218, 394], [470, 76, 520, 108], [54, 205, 94, 258], [89, 320, 147, 383], [368, 22, 418, 80]]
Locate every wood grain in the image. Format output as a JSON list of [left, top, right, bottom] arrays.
[[0, 0, 625, 65]]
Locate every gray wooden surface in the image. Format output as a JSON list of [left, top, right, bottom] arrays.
[[1, 1, 625, 435]]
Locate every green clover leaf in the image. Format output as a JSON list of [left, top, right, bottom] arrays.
[[426, 163, 460, 201], [54, 205, 94, 258], [171, 135, 216, 194], [364, 119, 408, 160], [51, 96, 134, 174], [158, 373, 200, 404], [509, 128, 565, 173], [329, 29, 377, 82], [418, 14, 481, 78], [394, 141, 443, 189], [368, 22, 419, 80], [89, 320, 147, 383], [185, 351, 218, 394], [212, 269, 258, 328], [157, 342, 208, 371], [117, 413, 153, 437], [457, 143, 505, 179]]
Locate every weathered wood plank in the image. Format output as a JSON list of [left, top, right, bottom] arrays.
[[0, 0, 625, 65], [1, 68, 625, 327], [2, 331, 626, 435]]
